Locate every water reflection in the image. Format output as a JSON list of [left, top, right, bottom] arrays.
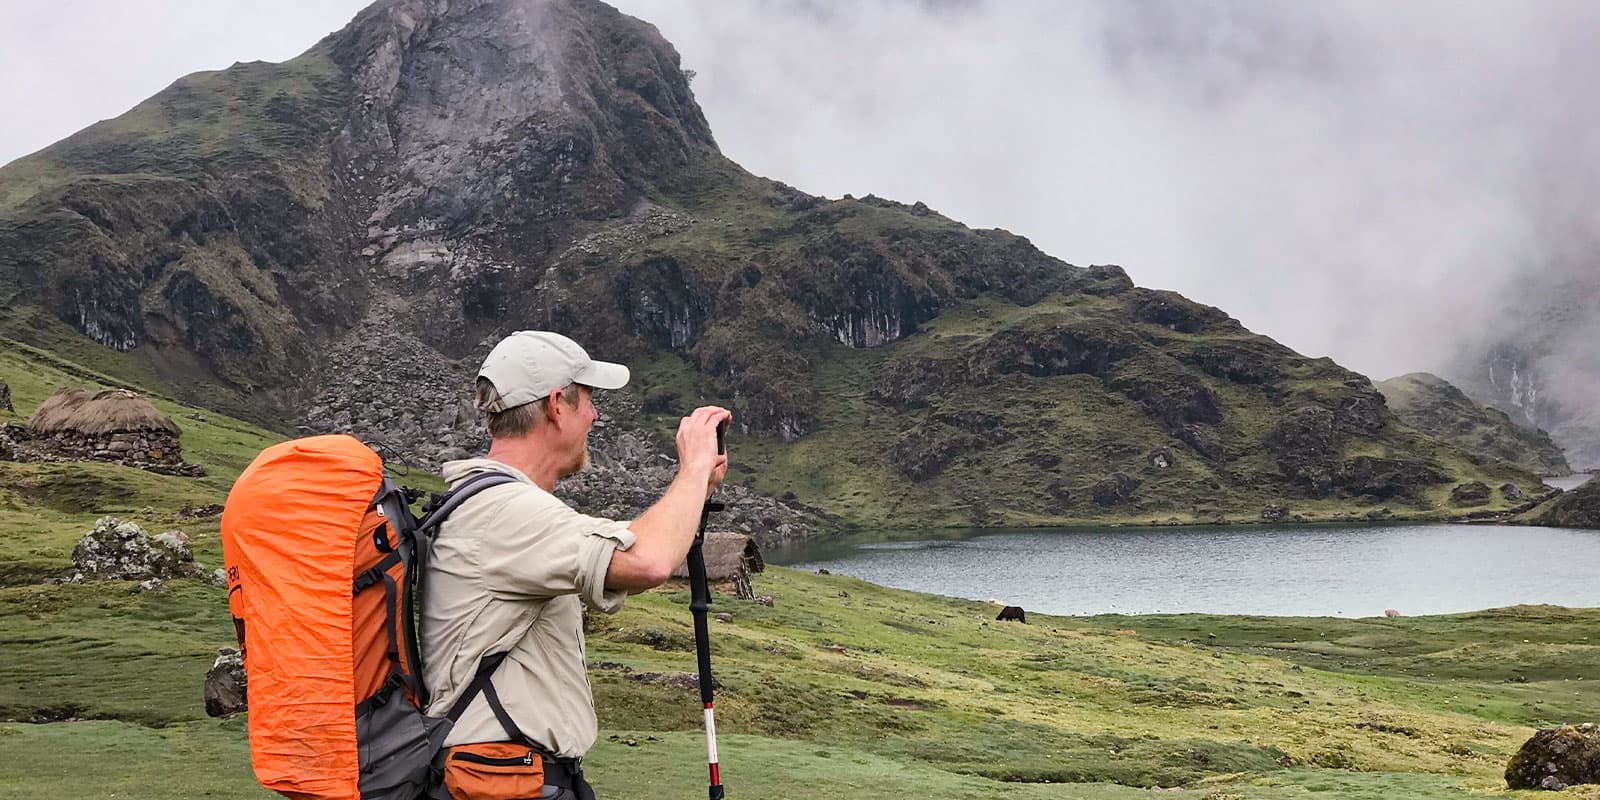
[[775, 523, 1600, 617]]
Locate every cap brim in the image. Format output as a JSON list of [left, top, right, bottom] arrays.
[[574, 360, 630, 390]]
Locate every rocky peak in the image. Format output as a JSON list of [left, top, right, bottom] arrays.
[[325, 0, 717, 264]]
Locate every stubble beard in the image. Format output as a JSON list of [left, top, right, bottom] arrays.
[[559, 441, 590, 480]]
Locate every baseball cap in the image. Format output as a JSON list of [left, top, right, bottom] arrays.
[[476, 331, 630, 412]]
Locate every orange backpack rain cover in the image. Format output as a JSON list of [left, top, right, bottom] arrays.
[[222, 434, 390, 800]]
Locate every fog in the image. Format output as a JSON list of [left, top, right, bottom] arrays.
[[610, 0, 1600, 385]]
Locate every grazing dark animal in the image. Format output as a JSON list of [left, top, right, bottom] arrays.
[[996, 606, 1027, 623]]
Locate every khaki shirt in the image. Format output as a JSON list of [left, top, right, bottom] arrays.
[[421, 458, 635, 757]]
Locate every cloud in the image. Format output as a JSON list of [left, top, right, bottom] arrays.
[[612, 0, 1600, 381], [0, 1, 367, 165]]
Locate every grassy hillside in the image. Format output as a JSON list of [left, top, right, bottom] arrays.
[[2, 344, 1597, 799], [618, 284, 1546, 528], [1377, 373, 1570, 477]]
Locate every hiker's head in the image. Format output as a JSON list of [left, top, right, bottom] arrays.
[[475, 331, 629, 474]]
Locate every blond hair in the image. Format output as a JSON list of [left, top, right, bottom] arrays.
[[476, 378, 579, 439]]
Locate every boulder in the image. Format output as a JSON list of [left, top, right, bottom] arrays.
[[1501, 483, 1526, 502], [153, 530, 194, 562], [1261, 504, 1289, 522], [71, 517, 202, 581], [1450, 481, 1492, 508], [204, 648, 248, 717], [0, 378, 11, 412], [1505, 723, 1600, 790], [177, 503, 225, 519]]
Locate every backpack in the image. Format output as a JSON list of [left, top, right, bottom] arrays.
[[221, 434, 517, 800]]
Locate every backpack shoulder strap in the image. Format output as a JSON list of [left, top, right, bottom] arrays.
[[412, 469, 525, 738], [417, 470, 521, 534]]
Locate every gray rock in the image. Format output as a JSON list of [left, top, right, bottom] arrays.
[[137, 578, 166, 593], [0, 378, 11, 413], [1261, 504, 1289, 522], [1450, 481, 1491, 508], [204, 648, 248, 717], [153, 531, 194, 562], [72, 517, 202, 581], [211, 568, 229, 588], [1529, 476, 1600, 529], [436, 446, 472, 463], [1505, 722, 1600, 790]]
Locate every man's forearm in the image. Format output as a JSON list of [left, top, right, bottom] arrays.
[[612, 466, 713, 589]]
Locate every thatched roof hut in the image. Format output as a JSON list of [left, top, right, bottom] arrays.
[[23, 388, 193, 472], [670, 532, 764, 600], [29, 388, 178, 436]]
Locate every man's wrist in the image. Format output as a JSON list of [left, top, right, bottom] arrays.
[[675, 463, 714, 486]]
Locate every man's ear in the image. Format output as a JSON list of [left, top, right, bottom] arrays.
[[544, 389, 568, 427]]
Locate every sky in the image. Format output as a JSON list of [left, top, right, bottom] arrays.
[[2, 0, 1596, 383]]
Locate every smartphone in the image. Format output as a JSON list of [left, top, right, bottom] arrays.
[[716, 419, 728, 455]]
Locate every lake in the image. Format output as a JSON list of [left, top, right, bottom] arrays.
[[772, 523, 1600, 618], [1547, 472, 1595, 491]]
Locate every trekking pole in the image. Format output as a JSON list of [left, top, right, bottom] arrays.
[[686, 420, 728, 800]]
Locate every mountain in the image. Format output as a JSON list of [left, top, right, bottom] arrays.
[[1375, 372, 1570, 476], [0, 0, 1546, 528], [1448, 269, 1600, 471]]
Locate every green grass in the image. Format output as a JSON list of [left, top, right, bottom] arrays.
[[1, 296, 1595, 800], [3, 569, 1597, 798]]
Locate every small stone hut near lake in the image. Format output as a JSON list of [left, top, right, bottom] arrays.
[[669, 531, 765, 600], [26, 388, 196, 474]]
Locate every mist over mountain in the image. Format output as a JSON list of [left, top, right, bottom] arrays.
[[611, 0, 1600, 468], [0, 0, 1552, 526]]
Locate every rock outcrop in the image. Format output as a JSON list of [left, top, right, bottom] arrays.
[[1505, 723, 1600, 791], [69, 517, 205, 582], [0, 378, 11, 413], [1528, 476, 1600, 529]]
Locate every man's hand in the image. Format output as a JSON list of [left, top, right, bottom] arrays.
[[677, 406, 731, 496], [611, 405, 735, 592]]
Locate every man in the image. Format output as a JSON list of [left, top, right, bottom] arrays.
[[422, 330, 729, 800]]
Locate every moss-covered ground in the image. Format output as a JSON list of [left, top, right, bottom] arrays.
[[2, 339, 1596, 800]]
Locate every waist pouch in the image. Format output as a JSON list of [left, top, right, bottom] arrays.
[[441, 742, 544, 800]]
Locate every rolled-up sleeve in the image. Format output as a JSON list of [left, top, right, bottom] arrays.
[[478, 488, 636, 612]]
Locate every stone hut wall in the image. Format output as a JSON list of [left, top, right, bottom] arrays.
[[37, 429, 185, 465]]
